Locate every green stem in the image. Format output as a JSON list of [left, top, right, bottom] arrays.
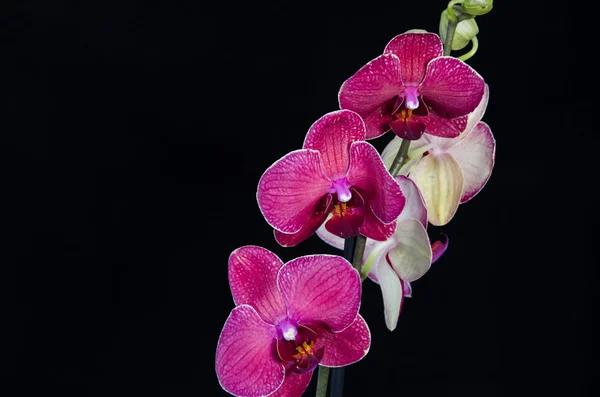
[[443, 0, 462, 56], [354, 234, 367, 278], [315, 366, 330, 397], [388, 139, 411, 177], [457, 36, 478, 62]]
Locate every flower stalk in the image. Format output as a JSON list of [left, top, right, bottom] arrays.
[[458, 36, 479, 61], [443, 1, 462, 55], [315, 366, 329, 397], [388, 138, 411, 178]]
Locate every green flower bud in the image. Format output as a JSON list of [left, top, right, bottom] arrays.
[[462, 0, 493, 16], [439, 10, 479, 50]]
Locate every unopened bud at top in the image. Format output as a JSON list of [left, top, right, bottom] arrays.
[[462, 0, 493, 16], [439, 11, 479, 50]]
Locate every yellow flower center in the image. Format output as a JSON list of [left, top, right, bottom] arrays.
[[333, 202, 348, 217], [398, 108, 413, 121], [292, 340, 316, 360]]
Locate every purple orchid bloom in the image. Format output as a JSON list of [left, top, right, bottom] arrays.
[[216, 246, 370, 397], [317, 176, 448, 331], [381, 84, 495, 226], [339, 30, 485, 140], [257, 109, 406, 247]]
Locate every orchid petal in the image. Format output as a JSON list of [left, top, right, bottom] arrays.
[[303, 110, 366, 180], [447, 122, 496, 203], [228, 246, 287, 325], [395, 176, 427, 226], [402, 279, 413, 298], [358, 205, 397, 241], [464, 83, 489, 134], [324, 200, 365, 239], [374, 260, 404, 331], [338, 53, 403, 139], [419, 56, 485, 118], [383, 32, 443, 85], [411, 109, 466, 138], [431, 234, 449, 264], [268, 373, 313, 397], [365, 238, 396, 283], [278, 255, 360, 332], [216, 305, 282, 397], [346, 141, 405, 224], [314, 222, 345, 251], [386, 219, 432, 282], [257, 149, 332, 234], [409, 153, 464, 226], [274, 195, 332, 247], [381, 136, 431, 176], [316, 315, 371, 367]]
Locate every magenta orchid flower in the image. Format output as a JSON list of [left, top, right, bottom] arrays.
[[317, 176, 448, 331], [216, 246, 370, 397], [339, 29, 485, 140], [381, 84, 495, 226], [257, 109, 406, 247]]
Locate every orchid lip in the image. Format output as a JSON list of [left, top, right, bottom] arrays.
[[330, 178, 352, 203], [275, 322, 323, 374]]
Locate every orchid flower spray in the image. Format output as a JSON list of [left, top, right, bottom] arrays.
[[216, 1, 496, 396]]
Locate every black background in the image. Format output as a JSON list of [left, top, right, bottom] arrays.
[[5, 1, 598, 396]]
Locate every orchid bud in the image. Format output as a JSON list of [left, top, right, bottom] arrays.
[[462, 0, 493, 16], [439, 10, 479, 50]]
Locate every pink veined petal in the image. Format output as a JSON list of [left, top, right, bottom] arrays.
[[268, 372, 313, 397], [346, 141, 405, 224], [228, 246, 287, 325], [383, 32, 443, 85], [360, 106, 394, 140], [338, 53, 404, 139], [277, 255, 361, 332], [358, 205, 397, 241], [409, 152, 464, 226], [387, 219, 432, 282], [315, 315, 371, 367], [257, 149, 332, 234], [395, 176, 427, 226], [216, 305, 283, 397], [274, 195, 333, 247], [447, 122, 496, 203], [374, 259, 404, 331], [410, 110, 465, 138], [419, 56, 485, 119], [431, 234, 449, 264], [303, 110, 366, 180]]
